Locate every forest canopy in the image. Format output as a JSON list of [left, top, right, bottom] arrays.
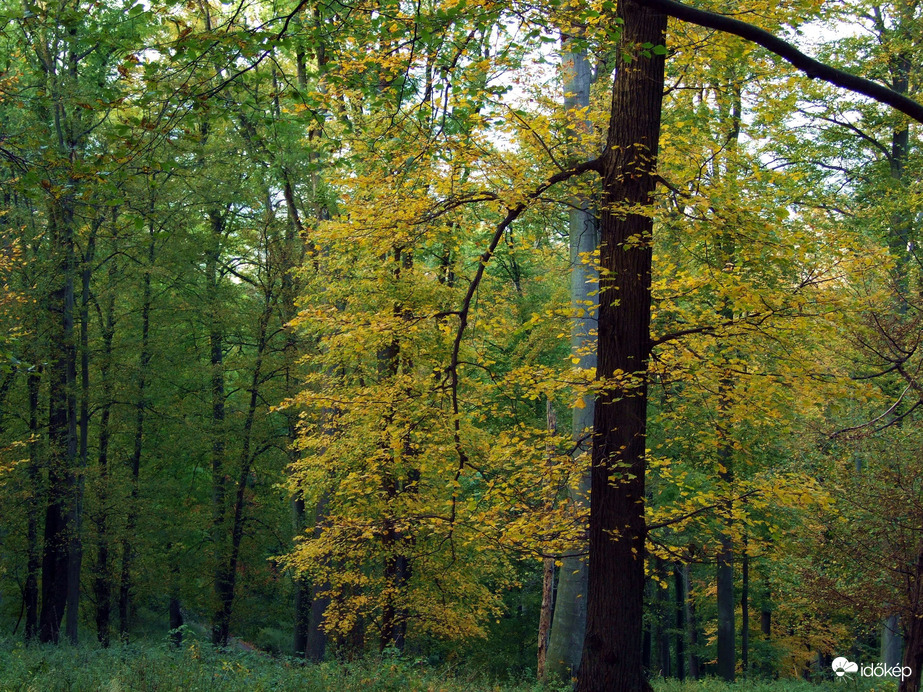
[[1, 0, 923, 690]]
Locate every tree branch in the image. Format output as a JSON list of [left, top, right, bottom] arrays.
[[647, 0, 923, 124]]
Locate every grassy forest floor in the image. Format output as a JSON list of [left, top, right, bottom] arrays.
[[0, 639, 899, 691]]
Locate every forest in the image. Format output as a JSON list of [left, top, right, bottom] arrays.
[[1, 0, 923, 690]]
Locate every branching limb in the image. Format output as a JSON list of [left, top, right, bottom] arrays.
[[647, 0, 923, 124], [445, 156, 603, 523]]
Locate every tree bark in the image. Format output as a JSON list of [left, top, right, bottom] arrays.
[[25, 366, 41, 641], [674, 564, 686, 681], [119, 224, 154, 638], [538, 398, 558, 679], [576, 3, 666, 690], [212, 300, 270, 646], [546, 30, 597, 681], [93, 255, 117, 647], [685, 565, 701, 680], [40, 197, 78, 645]]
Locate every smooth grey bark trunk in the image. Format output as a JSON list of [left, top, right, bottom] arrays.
[[884, 615, 904, 667], [545, 30, 597, 681]]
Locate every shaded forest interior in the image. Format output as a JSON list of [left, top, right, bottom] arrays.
[[2, 0, 923, 690]]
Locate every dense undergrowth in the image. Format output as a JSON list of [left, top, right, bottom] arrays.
[[0, 638, 899, 691]]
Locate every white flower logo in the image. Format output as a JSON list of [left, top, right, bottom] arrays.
[[832, 657, 859, 677]]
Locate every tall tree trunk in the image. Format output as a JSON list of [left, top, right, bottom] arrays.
[[899, 546, 923, 692], [546, 29, 597, 681], [379, 247, 415, 653], [306, 491, 331, 662], [674, 564, 686, 681], [206, 208, 228, 646], [292, 497, 312, 657], [25, 366, 41, 641], [40, 198, 78, 644], [885, 614, 904, 668], [656, 558, 671, 678], [65, 224, 97, 644], [119, 225, 154, 638], [538, 398, 558, 679], [716, 472, 735, 681], [741, 542, 750, 674], [576, 3, 666, 689], [94, 256, 117, 647], [212, 303, 270, 646], [685, 565, 702, 680]]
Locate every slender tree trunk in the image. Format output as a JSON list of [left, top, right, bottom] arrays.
[[292, 497, 311, 657], [576, 4, 666, 689], [119, 225, 154, 638], [379, 247, 415, 653], [26, 366, 41, 641], [213, 304, 270, 646], [546, 29, 597, 681], [206, 208, 229, 646], [306, 494, 331, 661], [741, 545, 751, 675], [65, 225, 97, 644], [538, 398, 558, 679], [685, 565, 701, 680], [656, 558, 671, 678], [94, 257, 116, 647], [674, 564, 686, 681], [716, 489, 735, 681]]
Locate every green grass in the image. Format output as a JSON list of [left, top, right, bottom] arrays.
[[0, 639, 901, 691]]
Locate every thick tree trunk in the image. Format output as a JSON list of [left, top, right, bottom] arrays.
[[885, 615, 904, 667], [40, 199, 78, 645], [576, 3, 666, 690], [546, 31, 597, 681]]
